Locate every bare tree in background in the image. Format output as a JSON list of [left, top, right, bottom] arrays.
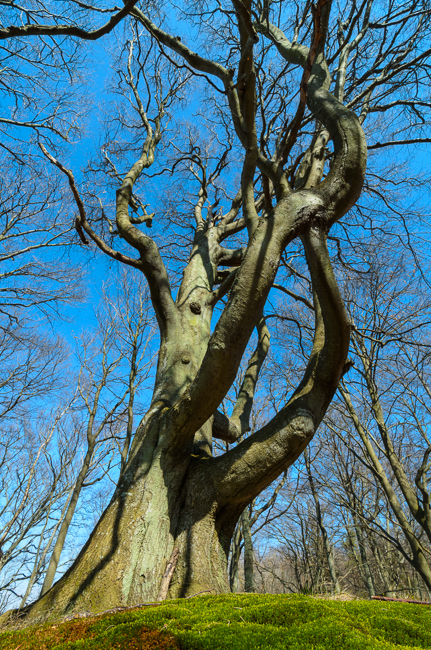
[[0, 401, 79, 611], [334, 252, 431, 590], [0, 0, 145, 324], [0, 271, 154, 611], [40, 273, 154, 597]]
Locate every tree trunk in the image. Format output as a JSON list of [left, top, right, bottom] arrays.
[[20, 0, 367, 621], [27, 224, 344, 621], [346, 526, 371, 596], [229, 524, 242, 592], [241, 508, 255, 593], [40, 443, 95, 596], [25, 410, 236, 620], [370, 541, 394, 597], [341, 387, 431, 592], [326, 542, 340, 595], [305, 453, 340, 595], [353, 517, 375, 598]]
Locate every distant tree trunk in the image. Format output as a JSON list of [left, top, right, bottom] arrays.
[[340, 386, 431, 591], [305, 451, 340, 594], [370, 541, 394, 597], [241, 508, 255, 592], [40, 444, 95, 596], [353, 516, 375, 598], [229, 524, 242, 592], [346, 526, 374, 597]]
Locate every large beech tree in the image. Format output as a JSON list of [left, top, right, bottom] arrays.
[[7, 0, 430, 618]]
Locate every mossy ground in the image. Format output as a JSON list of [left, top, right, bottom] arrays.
[[0, 593, 430, 649]]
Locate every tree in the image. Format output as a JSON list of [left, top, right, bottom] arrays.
[[0, 163, 81, 323], [7, 0, 430, 618], [40, 274, 154, 596], [0, 400, 79, 611], [229, 470, 288, 593], [252, 446, 343, 596], [0, 270, 154, 611], [241, 247, 431, 599], [329, 251, 431, 592], [279, 237, 431, 598]]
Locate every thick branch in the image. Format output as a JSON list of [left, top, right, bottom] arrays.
[[212, 410, 240, 443], [211, 224, 350, 503], [230, 312, 270, 435], [130, 5, 231, 86], [207, 269, 238, 306], [217, 246, 245, 267], [259, 7, 367, 225], [218, 190, 242, 226], [212, 313, 270, 442], [0, 0, 140, 40]]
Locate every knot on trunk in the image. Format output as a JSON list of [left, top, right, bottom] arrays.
[[189, 301, 202, 314]]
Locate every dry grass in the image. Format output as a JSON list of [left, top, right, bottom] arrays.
[[311, 591, 359, 601], [0, 610, 180, 650]]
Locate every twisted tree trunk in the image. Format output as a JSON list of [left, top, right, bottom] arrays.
[[23, 0, 366, 623]]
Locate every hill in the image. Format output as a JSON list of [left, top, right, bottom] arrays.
[[0, 593, 430, 649]]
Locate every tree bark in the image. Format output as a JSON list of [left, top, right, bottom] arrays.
[[241, 508, 255, 593]]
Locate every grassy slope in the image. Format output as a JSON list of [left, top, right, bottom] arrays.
[[0, 594, 430, 649]]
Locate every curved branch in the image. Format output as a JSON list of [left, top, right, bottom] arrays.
[[212, 410, 240, 443], [212, 311, 270, 441], [130, 5, 231, 86], [230, 311, 270, 435], [0, 0, 140, 40], [259, 8, 367, 225], [170, 185, 329, 448], [116, 179, 176, 330], [39, 144, 141, 270], [212, 224, 350, 503], [207, 268, 238, 306]]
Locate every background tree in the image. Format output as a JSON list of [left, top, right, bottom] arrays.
[[0, 272, 154, 611], [40, 274, 154, 596], [329, 248, 431, 591]]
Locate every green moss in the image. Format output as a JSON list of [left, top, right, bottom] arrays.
[[0, 594, 430, 649]]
